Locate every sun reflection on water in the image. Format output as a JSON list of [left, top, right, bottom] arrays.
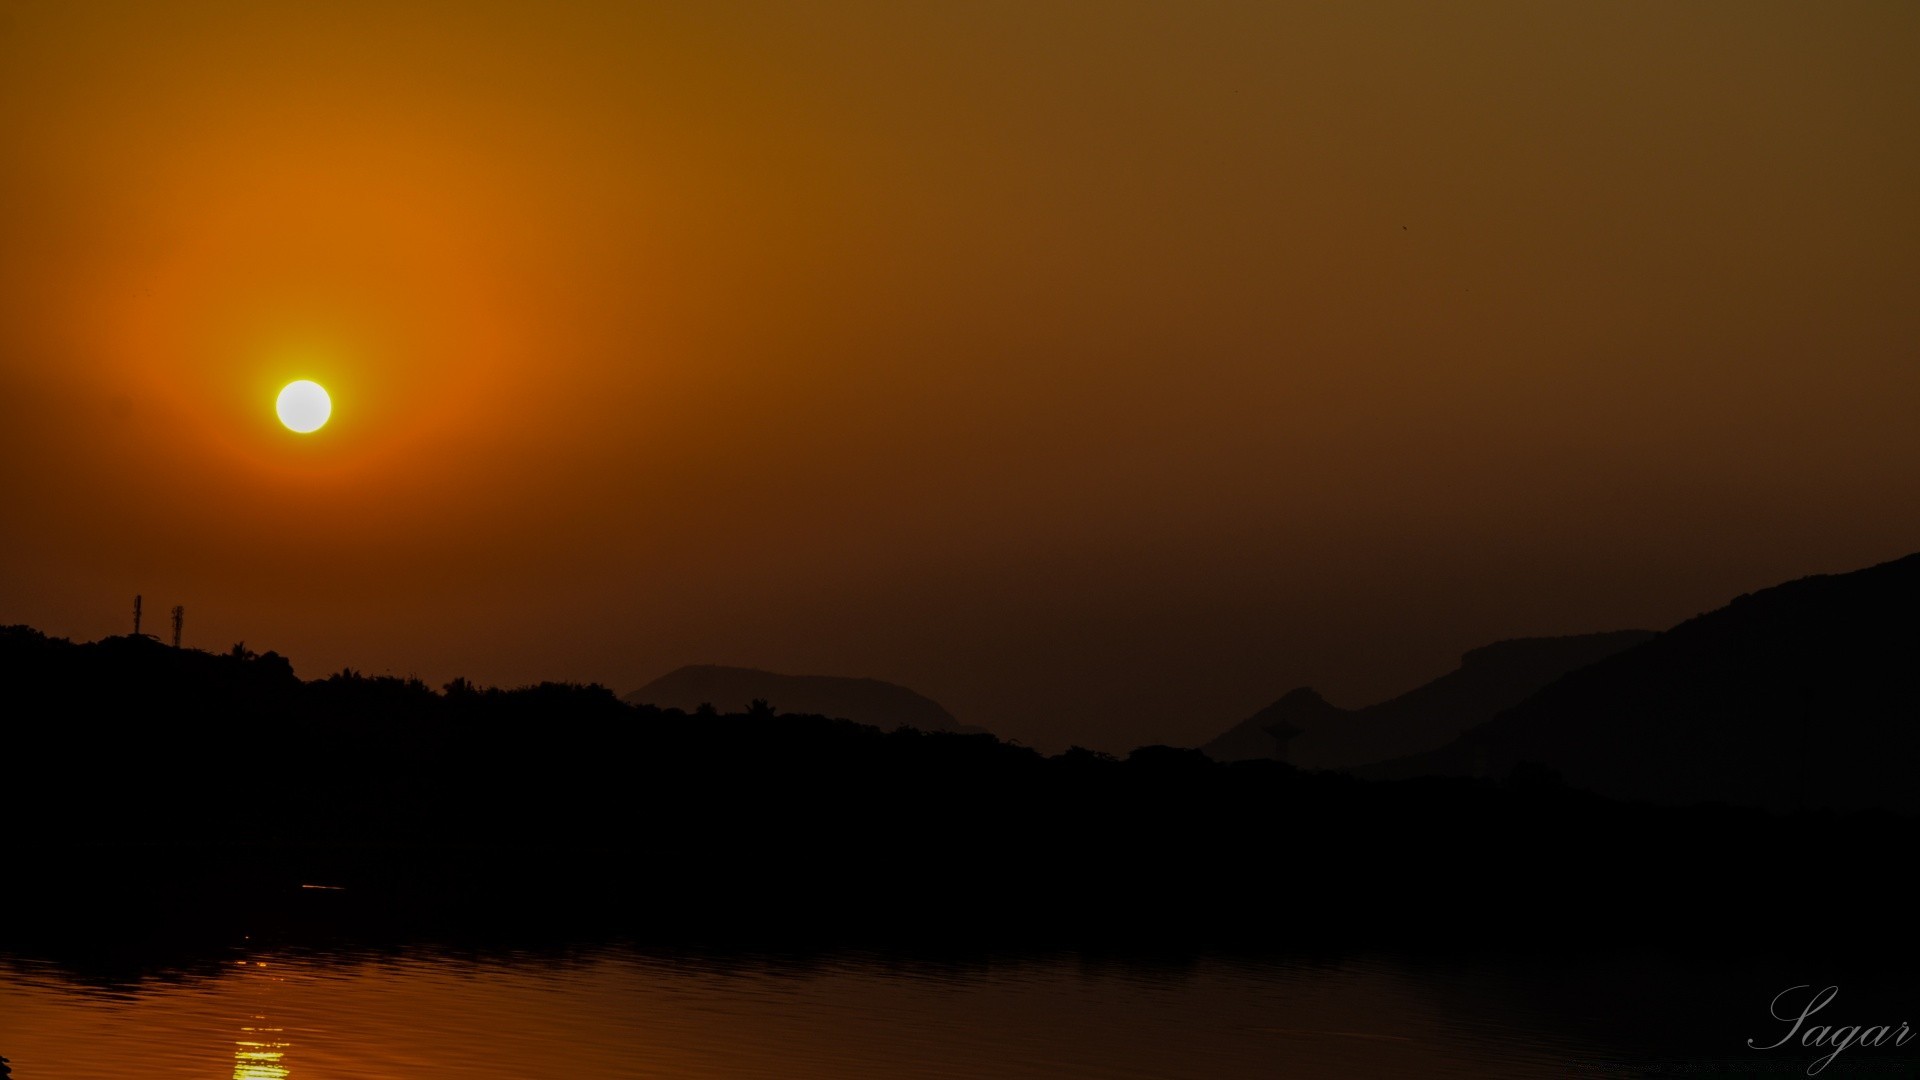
[[233, 1017, 289, 1080]]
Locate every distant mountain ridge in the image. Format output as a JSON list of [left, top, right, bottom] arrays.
[[1202, 630, 1656, 769], [1359, 552, 1920, 812], [16, 619, 1915, 956], [624, 664, 987, 734]]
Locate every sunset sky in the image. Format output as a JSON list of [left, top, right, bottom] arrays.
[[3, 1, 1916, 751]]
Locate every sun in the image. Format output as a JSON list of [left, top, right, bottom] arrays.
[[276, 380, 332, 434]]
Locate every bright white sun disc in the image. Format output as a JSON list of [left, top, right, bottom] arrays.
[[276, 380, 332, 433]]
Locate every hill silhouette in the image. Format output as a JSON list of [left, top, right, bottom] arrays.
[[3, 593, 1917, 958], [1201, 631, 1654, 768], [624, 664, 986, 734], [1359, 552, 1920, 812]]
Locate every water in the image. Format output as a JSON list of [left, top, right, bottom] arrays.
[[0, 944, 1910, 1078]]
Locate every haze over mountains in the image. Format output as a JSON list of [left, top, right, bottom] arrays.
[[8, 550, 1920, 820], [12, 549, 1920, 958], [1358, 551, 1920, 814], [1201, 631, 1655, 769]]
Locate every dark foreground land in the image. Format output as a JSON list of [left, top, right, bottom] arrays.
[[3, 625, 1911, 968]]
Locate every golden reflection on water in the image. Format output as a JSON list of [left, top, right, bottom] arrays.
[[233, 1017, 289, 1080], [0, 946, 1670, 1080]]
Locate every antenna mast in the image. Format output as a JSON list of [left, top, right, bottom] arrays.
[[133, 595, 143, 636], [171, 605, 185, 648]]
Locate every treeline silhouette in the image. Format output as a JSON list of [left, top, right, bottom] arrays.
[[624, 664, 988, 735], [2, 624, 1911, 957]]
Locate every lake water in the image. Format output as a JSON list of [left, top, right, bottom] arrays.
[[0, 943, 1907, 1078]]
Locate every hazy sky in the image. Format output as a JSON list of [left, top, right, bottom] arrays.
[[3, 1, 1917, 751]]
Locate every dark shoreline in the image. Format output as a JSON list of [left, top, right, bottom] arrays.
[[6, 625, 1916, 979]]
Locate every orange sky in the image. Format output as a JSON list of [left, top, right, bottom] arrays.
[[3, 1, 1918, 750]]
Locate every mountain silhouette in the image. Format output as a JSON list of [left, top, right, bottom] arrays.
[[1359, 552, 1920, 812], [5, 612, 1919, 956], [624, 664, 987, 735], [1201, 631, 1654, 769]]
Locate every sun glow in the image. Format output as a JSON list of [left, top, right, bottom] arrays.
[[276, 380, 332, 434]]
